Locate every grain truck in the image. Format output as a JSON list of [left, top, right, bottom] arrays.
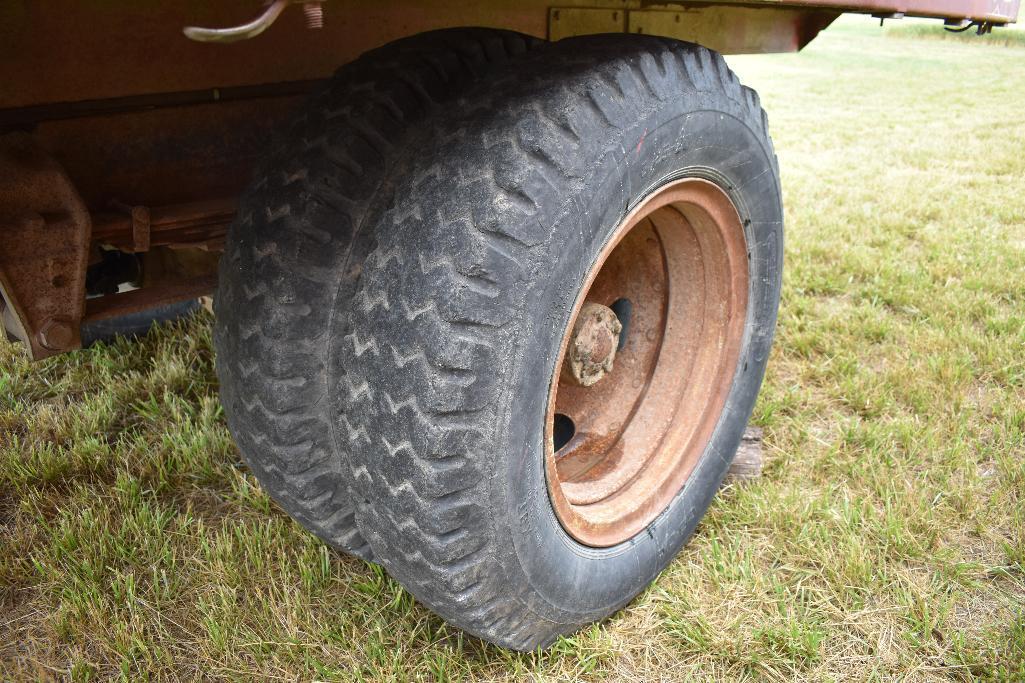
[[1, 0, 1017, 649]]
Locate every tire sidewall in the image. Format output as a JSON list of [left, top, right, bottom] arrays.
[[492, 99, 783, 623]]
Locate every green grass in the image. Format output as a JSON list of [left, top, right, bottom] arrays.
[[2, 16, 1024, 681]]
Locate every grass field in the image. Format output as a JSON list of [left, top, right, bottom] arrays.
[[2, 16, 1024, 682]]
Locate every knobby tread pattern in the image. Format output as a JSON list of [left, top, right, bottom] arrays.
[[215, 29, 541, 560], [337, 35, 779, 648]]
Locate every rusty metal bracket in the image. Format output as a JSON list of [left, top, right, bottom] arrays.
[[0, 133, 91, 359], [91, 198, 236, 253], [109, 200, 151, 253]]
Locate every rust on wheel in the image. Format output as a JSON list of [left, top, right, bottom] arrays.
[[544, 178, 750, 547]]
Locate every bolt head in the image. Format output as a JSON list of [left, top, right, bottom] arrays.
[[38, 318, 75, 351]]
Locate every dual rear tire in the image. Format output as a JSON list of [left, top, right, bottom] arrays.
[[215, 28, 782, 650]]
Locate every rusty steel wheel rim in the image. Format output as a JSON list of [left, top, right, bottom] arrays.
[[544, 178, 749, 547]]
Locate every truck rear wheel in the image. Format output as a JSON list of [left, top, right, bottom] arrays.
[[214, 28, 540, 560], [340, 35, 783, 649]]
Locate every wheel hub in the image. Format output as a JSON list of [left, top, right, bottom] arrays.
[[544, 178, 749, 547], [564, 302, 622, 387]]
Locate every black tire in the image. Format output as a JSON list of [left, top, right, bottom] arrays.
[[339, 35, 783, 648], [214, 28, 542, 561]]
